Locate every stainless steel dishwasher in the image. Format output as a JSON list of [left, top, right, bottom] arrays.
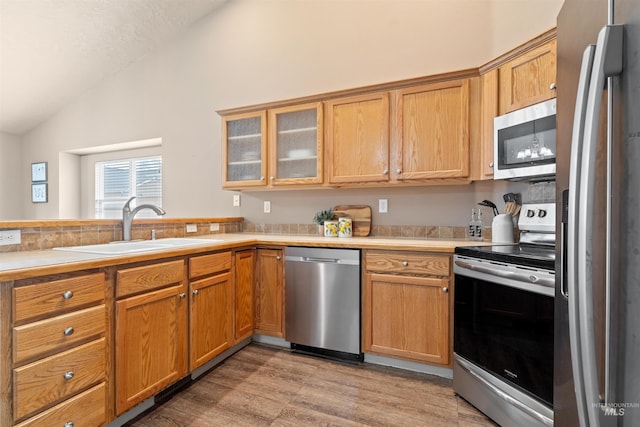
[[285, 247, 362, 360]]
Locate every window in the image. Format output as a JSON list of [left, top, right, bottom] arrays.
[[95, 156, 162, 219]]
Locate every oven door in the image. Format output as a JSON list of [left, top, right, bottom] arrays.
[[453, 255, 554, 425]]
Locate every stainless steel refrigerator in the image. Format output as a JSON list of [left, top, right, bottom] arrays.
[[556, 0, 640, 426]]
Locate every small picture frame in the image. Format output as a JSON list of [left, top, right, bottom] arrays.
[[32, 183, 48, 203], [31, 162, 47, 182]]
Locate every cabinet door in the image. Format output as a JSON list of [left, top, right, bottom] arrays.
[[363, 273, 450, 365], [234, 250, 255, 343], [254, 248, 284, 337], [499, 39, 557, 114], [268, 103, 323, 186], [325, 93, 390, 184], [394, 80, 470, 180], [190, 272, 233, 369], [480, 69, 499, 178], [222, 111, 268, 188], [115, 284, 187, 415]]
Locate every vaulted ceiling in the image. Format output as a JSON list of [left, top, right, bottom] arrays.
[[0, 0, 227, 135]]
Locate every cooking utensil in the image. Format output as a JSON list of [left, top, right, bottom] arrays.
[[478, 200, 499, 216]]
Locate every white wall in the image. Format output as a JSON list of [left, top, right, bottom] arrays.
[[0, 131, 23, 219], [17, 0, 561, 224]]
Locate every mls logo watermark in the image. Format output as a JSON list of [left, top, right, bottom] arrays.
[[593, 402, 640, 416]]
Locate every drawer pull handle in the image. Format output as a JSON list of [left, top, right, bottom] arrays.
[[276, 256, 281, 260], [64, 422, 74, 427], [64, 371, 74, 380], [192, 289, 199, 296], [179, 293, 186, 299], [63, 327, 74, 336], [402, 261, 408, 267], [442, 287, 449, 293], [62, 290, 74, 299]]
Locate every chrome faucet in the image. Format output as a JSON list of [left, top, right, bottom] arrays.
[[122, 196, 166, 241]]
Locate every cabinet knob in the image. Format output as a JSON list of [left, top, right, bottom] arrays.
[[192, 289, 199, 296], [63, 327, 74, 336], [382, 169, 389, 175], [64, 371, 75, 380], [489, 162, 494, 168], [396, 168, 402, 175], [179, 293, 186, 299], [260, 176, 265, 181], [549, 83, 556, 90], [402, 261, 408, 267], [64, 422, 74, 427], [270, 176, 274, 181], [276, 256, 281, 260], [442, 287, 449, 293], [62, 290, 74, 300]]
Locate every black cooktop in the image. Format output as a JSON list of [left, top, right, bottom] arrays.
[[455, 243, 555, 271]]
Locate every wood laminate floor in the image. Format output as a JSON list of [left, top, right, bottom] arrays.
[[129, 343, 496, 427]]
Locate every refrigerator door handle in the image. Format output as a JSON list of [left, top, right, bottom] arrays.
[[567, 43, 596, 427], [577, 24, 623, 427]]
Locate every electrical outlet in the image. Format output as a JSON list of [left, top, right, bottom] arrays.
[[264, 201, 271, 213], [209, 223, 220, 232], [379, 199, 388, 213], [233, 194, 240, 207], [186, 224, 197, 233], [0, 229, 21, 246]]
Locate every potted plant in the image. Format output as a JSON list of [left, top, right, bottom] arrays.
[[313, 209, 335, 235]]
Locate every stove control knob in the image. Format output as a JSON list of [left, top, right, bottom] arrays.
[[538, 210, 547, 218], [526, 209, 536, 218]]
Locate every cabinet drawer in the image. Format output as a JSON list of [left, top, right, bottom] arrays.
[[117, 259, 184, 298], [13, 273, 105, 323], [189, 251, 232, 279], [365, 251, 450, 276], [13, 338, 106, 421], [14, 382, 106, 427], [13, 305, 106, 364]]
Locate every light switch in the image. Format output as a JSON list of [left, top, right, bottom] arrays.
[[186, 224, 197, 233], [379, 199, 388, 213], [233, 194, 240, 207], [264, 201, 271, 213]]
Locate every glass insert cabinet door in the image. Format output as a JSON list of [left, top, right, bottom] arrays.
[[268, 102, 323, 185], [222, 111, 267, 188]]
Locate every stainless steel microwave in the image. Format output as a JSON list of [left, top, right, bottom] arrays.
[[493, 99, 556, 181]]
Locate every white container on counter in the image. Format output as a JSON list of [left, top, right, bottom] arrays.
[[492, 214, 514, 243], [338, 217, 352, 238], [324, 220, 338, 237]]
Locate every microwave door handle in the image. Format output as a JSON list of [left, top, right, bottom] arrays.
[[577, 24, 623, 427], [567, 43, 596, 427]]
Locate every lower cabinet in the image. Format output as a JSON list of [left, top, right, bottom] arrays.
[[115, 260, 188, 415], [254, 247, 285, 337], [363, 250, 452, 365], [189, 252, 233, 370], [234, 249, 255, 343]]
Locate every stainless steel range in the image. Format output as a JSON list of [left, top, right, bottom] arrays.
[[453, 202, 556, 427]]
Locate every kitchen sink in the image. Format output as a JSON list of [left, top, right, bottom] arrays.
[[52, 238, 224, 255]]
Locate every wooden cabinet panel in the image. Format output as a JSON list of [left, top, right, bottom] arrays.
[[363, 273, 450, 365], [13, 338, 106, 421], [14, 382, 106, 427], [480, 69, 499, 178], [234, 250, 255, 343], [326, 93, 390, 184], [394, 80, 470, 179], [364, 251, 450, 277], [254, 248, 284, 337], [13, 304, 106, 364], [115, 284, 187, 414], [189, 272, 233, 369], [13, 273, 105, 323], [116, 260, 184, 298], [222, 111, 268, 188], [498, 39, 557, 114], [189, 251, 232, 279]]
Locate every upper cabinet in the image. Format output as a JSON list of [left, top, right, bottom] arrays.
[[222, 104, 323, 189], [393, 80, 470, 180], [222, 111, 268, 188], [498, 39, 557, 115], [325, 92, 390, 184], [268, 103, 323, 186]]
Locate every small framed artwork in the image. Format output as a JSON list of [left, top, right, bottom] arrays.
[[31, 162, 47, 182], [32, 183, 48, 203]]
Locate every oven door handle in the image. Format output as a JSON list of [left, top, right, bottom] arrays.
[[454, 259, 554, 288], [456, 357, 553, 426]]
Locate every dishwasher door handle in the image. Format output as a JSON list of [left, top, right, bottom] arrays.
[[302, 256, 341, 263]]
